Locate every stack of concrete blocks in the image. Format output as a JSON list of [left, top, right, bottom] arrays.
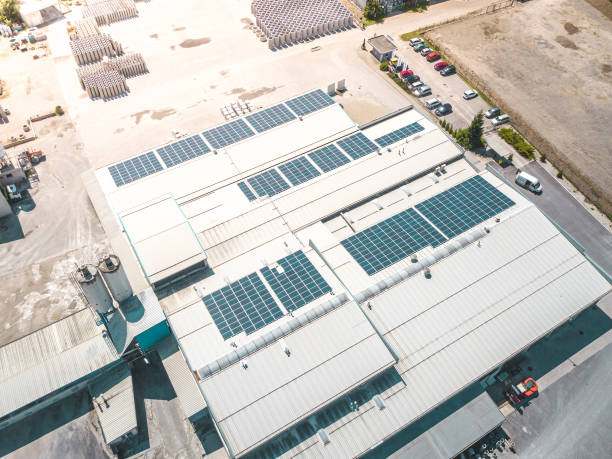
[[70, 34, 123, 65], [81, 70, 127, 99], [82, 0, 138, 26], [76, 53, 147, 90], [74, 17, 100, 38], [251, 0, 354, 50]]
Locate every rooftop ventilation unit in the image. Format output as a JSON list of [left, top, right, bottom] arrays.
[[424, 267, 431, 278], [318, 429, 330, 445], [402, 187, 412, 197], [241, 360, 248, 370], [279, 339, 291, 357], [440, 163, 447, 172], [411, 253, 418, 263], [373, 395, 385, 410], [373, 199, 383, 210], [435, 166, 441, 176]]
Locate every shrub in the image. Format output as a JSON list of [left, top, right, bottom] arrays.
[[55, 105, 64, 116], [557, 170, 563, 179], [498, 127, 535, 160], [364, 0, 385, 21], [540, 154, 546, 163], [508, 153, 513, 162], [379, 61, 389, 71]]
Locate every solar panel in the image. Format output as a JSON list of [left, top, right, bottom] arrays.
[[201, 272, 284, 340], [336, 132, 379, 160], [246, 104, 296, 133], [202, 119, 255, 150], [108, 152, 163, 187], [278, 156, 321, 186], [285, 89, 335, 117], [308, 144, 351, 172], [247, 169, 291, 198], [415, 175, 515, 239], [238, 181, 257, 201], [375, 122, 425, 147], [341, 208, 446, 275], [156, 135, 210, 168], [261, 251, 332, 311]]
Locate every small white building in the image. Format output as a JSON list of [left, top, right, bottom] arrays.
[[19, 0, 62, 28]]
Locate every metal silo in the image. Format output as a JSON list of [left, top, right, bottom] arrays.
[[98, 254, 133, 303], [75, 265, 114, 314]]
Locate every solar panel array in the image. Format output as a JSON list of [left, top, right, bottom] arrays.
[[308, 144, 351, 173], [260, 251, 332, 311], [201, 273, 284, 340], [337, 132, 379, 159], [278, 156, 321, 186], [415, 175, 515, 239], [238, 181, 257, 201], [285, 89, 335, 117], [375, 122, 425, 147], [202, 119, 255, 150], [247, 169, 291, 198], [341, 208, 446, 275], [246, 103, 296, 133], [108, 152, 163, 187], [156, 135, 211, 168]]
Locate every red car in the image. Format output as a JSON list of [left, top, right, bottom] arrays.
[[426, 51, 441, 62], [401, 69, 414, 77], [434, 61, 448, 71], [505, 377, 538, 405]]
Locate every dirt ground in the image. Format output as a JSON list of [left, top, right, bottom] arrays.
[[426, 0, 612, 215]]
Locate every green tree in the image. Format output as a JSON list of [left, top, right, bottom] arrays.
[[364, 0, 385, 21], [0, 0, 21, 25], [466, 111, 484, 150]]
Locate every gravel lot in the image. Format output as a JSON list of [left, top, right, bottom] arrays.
[[426, 0, 612, 215]]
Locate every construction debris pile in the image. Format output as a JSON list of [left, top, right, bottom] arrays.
[[251, 0, 353, 50], [76, 54, 147, 90], [82, 0, 139, 26], [70, 34, 124, 65]]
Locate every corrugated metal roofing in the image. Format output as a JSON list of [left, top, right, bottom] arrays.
[[200, 302, 395, 457], [0, 308, 119, 418], [88, 364, 136, 444]]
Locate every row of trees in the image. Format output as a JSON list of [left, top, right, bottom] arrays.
[[0, 0, 21, 25], [441, 112, 485, 151]]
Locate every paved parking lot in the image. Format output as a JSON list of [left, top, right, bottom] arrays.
[[489, 161, 612, 277], [391, 40, 493, 130]]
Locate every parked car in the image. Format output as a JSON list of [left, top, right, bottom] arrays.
[[409, 37, 424, 47], [3, 107, 9, 115], [404, 74, 420, 83], [420, 47, 433, 56], [400, 69, 414, 78], [491, 113, 510, 126], [435, 103, 452, 116], [505, 377, 538, 405], [426, 51, 441, 62], [440, 65, 456, 76], [415, 85, 432, 97], [425, 98, 441, 110], [414, 43, 426, 52], [434, 61, 448, 71], [463, 89, 478, 100], [485, 107, 501, 118], [515, 171, 542, 194], [410, 81, 425, 91]]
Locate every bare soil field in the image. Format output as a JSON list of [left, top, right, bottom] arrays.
[[426, 0, 612, 215]]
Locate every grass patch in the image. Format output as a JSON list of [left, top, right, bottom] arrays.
[[499, 127, 536, 160], [400, 30, 424, 41], [363, 16, 384, 26]]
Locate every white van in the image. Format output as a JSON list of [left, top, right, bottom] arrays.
[[409, 38, 424, 47], [515, 171, 542, 194], [425, 98, 441, 109], [492, 114, 510, 126]]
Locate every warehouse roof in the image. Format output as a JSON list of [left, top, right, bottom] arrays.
[[368, 35, 397, 55], [0, 308, 119, 420]]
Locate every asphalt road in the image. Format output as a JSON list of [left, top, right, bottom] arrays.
[[490, 161, 612, 277], [501, 342, 612, 459]]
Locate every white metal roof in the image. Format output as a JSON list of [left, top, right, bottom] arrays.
[[199, 302, 395, 457], [0, 308, 119, 419], [88, 363, 136, 444]]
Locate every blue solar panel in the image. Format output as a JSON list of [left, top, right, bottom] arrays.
[[247, 169, 291, 198], [336, 133, 379, 160], [308, 144, 351, 173], [156, 135, 210, 167], [278, 156, 321, 186], [202, 119, 255, 150], [375, 122, 425, 147], [238, 181, 257, 201], [261, 251, 332, 311], [341, 208, 446, 275], [246, 104, 296, 133], [201, 272, 284, 340], [108, 152, 163, 187], [285, 89, 335, 117], [415, 175, 515, 239]]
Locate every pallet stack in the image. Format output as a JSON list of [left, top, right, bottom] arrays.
[[81, 70, 127, 99], [82, 0, 139, 26], [70, 34, 123, 65], [76, 53, 148, 90]]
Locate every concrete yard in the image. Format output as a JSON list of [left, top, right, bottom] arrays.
[[426, 0, 612, 215]]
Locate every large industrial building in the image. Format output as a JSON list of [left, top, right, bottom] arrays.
[[2, 89, 609, 457]]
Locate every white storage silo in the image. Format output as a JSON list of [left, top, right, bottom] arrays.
[[98, 254, 133, 303], [75, 265, 114, 314]]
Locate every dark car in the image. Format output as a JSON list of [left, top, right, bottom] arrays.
[[435, 103, 452, 116], [440, 65, 456, 76], [485, 107, 501, 119], [414, 43, 426, 52], [404, 74, 420, 83]]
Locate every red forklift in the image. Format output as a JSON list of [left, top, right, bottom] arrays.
[[505, 377, 538, 405]]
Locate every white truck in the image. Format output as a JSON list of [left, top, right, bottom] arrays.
[[515, 171, 542, 194]]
